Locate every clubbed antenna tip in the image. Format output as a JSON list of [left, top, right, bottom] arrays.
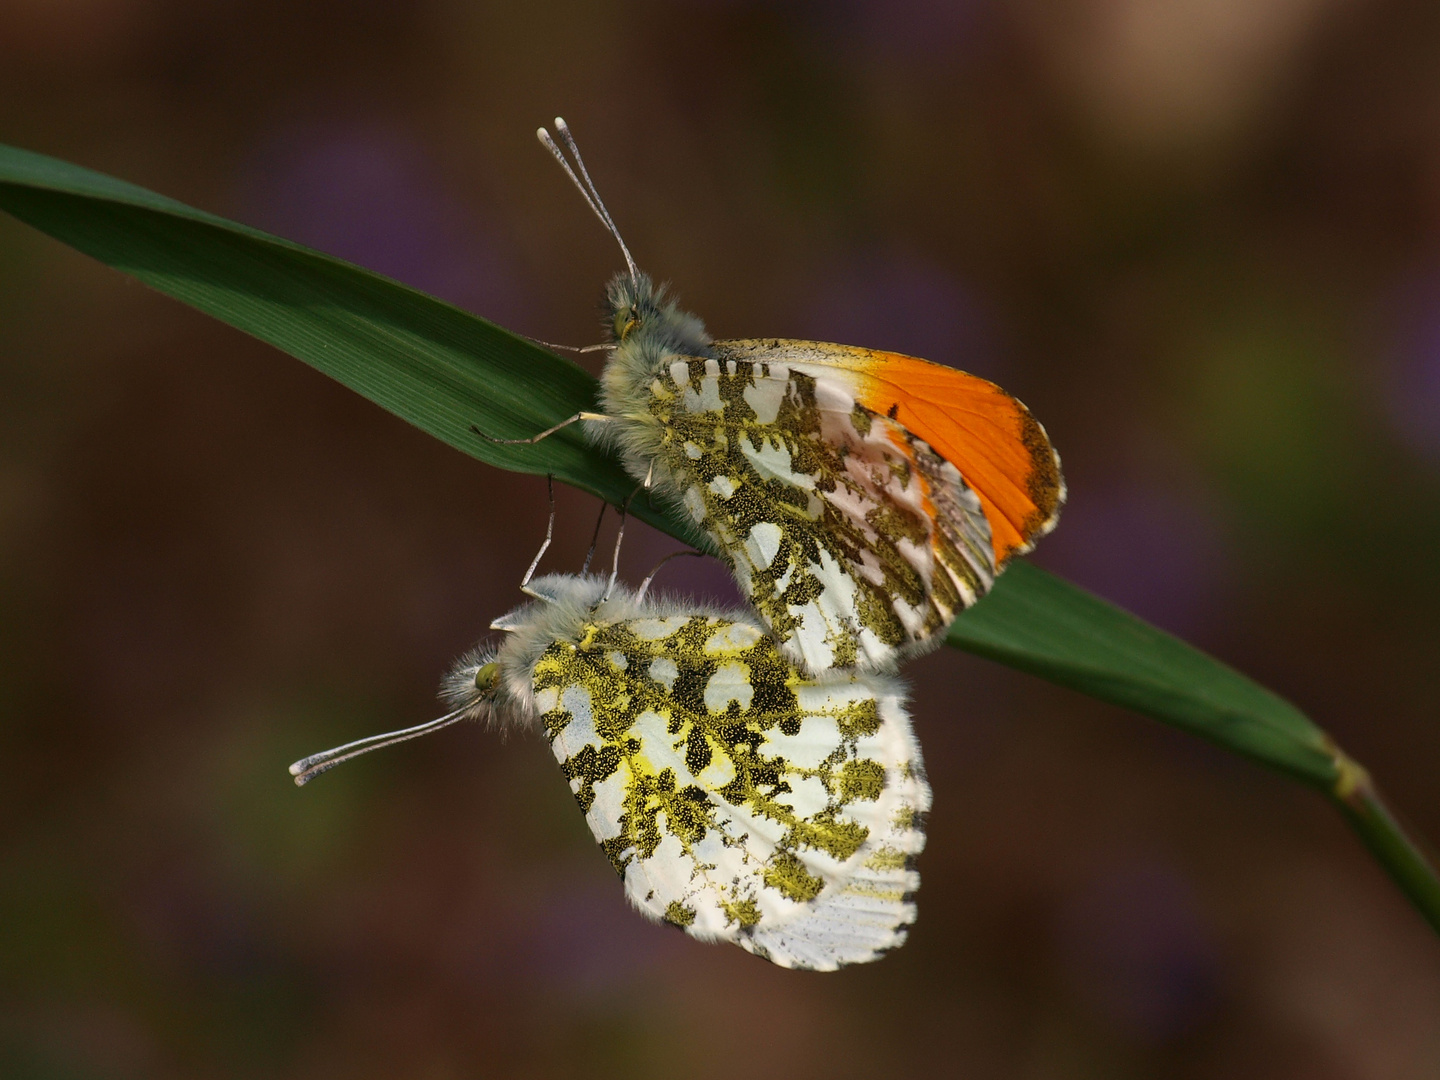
[[288, 709, 470, 787], [537, 116, 640, 288]]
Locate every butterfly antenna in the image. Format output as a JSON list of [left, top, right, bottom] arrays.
[[289, 708, 469, 787], [538, 117, 640, 288], [635, 550, 706, 603], [581, 501, 607, 575], [520, 475, 556, 592]]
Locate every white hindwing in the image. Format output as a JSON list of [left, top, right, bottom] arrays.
[[519, 586, 930, 970]]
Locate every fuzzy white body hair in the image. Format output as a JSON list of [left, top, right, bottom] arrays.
[[587, 272, 716, 509], [444, 573, 798, 731], [535, 571, 914, 709], [442, 571, 911, 728]]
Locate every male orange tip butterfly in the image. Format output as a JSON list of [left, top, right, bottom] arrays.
[[489, 118, 1065, 675]]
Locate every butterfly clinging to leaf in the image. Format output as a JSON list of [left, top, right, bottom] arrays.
[[494, 118, 1064, 674], [291, 571, 931, 971]]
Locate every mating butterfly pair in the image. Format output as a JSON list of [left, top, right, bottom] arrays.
[[290, 119, 1063, 970]]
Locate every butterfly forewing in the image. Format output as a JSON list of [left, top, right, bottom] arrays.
[[530, 609, 929, 970], [643, 350, 996, 673], [716, 339, 1065, 564]]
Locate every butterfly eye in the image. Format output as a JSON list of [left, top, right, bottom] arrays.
[[612, 306, 639, 341], [473, 661, 501, 694]]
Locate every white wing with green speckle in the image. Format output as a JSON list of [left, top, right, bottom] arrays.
[[516, 583, 930, 971]]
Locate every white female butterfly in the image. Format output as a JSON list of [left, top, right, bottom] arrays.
[[291, 572, 931, 970]]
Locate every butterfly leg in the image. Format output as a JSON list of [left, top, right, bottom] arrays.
[[602, 483, 644, 602], [470, 411, 609, 446], [635, 549, 707, 603], [519, 475, 556, 596], [581, 500, 607, 575], [522, 336, 611, 355]]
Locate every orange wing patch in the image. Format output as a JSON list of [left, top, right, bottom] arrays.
[[717, 341, 1064, 566], [848, 350, 1063, 563]]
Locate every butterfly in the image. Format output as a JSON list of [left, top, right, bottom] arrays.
[[290, 572, 931, 971], [494, 118, 1065, 675]]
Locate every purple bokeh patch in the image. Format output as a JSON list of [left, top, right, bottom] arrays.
[[1384, 273, 1440, 464], [797, 249, 1000, 377], [1057, 859, 1221, 1042], [1036, 478, 1230, 638], [234, 121, 529, 326]]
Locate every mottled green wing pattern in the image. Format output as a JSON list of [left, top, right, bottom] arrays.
[[645, 355, 995, 673], [530, 610, 931, 970]]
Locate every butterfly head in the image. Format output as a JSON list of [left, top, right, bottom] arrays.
[[440, 647, 505, 723], [604, 271, 711, 360], [605, 271, 655, 342]]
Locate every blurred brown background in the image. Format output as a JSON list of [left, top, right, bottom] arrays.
[[3, 0, 1440, 1076]]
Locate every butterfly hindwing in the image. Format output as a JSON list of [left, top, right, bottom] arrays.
[[642, 352, 996, 673], [529, 608, 930, 971]]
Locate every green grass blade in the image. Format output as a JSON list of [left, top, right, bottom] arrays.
[[0, 143, 711, 552], [2, 141, 1436, 932], [948, 561, 1337, 785]]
